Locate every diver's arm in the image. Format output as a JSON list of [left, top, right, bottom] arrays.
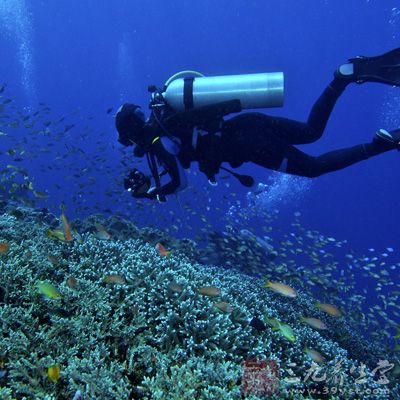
[[149, 142, 182, 197]]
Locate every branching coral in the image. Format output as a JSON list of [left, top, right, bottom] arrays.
[[0, 208, 398, 399]]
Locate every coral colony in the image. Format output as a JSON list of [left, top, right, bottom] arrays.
[[0, 203, 399, 399]]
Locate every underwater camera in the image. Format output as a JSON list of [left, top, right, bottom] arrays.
[[124, 169, 151, 195]]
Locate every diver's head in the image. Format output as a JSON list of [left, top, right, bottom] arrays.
[[115, 103, 145, 146]]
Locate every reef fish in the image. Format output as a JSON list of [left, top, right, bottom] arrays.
[[263, 280, 297, 298], [32, 190, 49, 199], [95, 224, 111, 240], [46, 229, 66, 241], [156, 243, 170, 257], [265, 317, 296, 341], [277, 323, 296, 342], [36, 282, 62, 299], [168, 281, 183, 293], [316, 302, 342, 317], [104, 274, 127, 285], [60, 211, 73, 241], [304, 348, 325, 363], [47, 364, 60, 383], [0, 243, 10, 254], [301, 317, 328, 330], [196, 286, 221, 297], [66, 277, 78, 288], [213, 301, 233, 313]]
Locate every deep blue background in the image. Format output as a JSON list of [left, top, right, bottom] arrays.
[[1, 0, 400, 255]]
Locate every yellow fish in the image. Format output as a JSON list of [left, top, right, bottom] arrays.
[[277, 323, 296, 342], [47, 364, 60, 383], [46, 229, 66, 241], [263, 280, 297, 298], [265, 318, 296, 341], [36, 282, 62, 299]]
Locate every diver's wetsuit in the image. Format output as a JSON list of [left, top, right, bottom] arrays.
[[137, 77, 393, 198], [220, 78, 390, 178]]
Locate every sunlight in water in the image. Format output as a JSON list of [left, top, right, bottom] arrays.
[[117, 34, 139, 103], [0, 0, 36, 105], [379, 7, 400, 129]]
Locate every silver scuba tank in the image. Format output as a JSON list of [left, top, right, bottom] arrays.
[[162, 72, 284, 111]]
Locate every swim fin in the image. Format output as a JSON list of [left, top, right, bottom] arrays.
[[348, 48, 400, 86]]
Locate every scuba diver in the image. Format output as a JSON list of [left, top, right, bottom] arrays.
[[116, 48, 400, 202]]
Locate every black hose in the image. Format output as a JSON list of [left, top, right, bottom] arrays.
[[220, 166, 254, 187]]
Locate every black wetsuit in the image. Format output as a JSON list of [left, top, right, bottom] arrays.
[[135, 77, 392, 198]]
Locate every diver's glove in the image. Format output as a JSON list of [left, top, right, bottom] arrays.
[[374, 128, 400, 150], [147, 187, 167, 203]]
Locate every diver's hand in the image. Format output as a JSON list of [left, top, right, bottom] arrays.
[[147, 187, 167, 203]]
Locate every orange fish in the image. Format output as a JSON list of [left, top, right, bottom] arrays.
[[104, 274, 127, 285], [0, 243, 9, 254], [66, 277, 77, 288], [60, 212, 73, 241], [263, 280, 297, 298], [213, 301, 233, 313], [156, 243, 170, 257], [196, 286, 221, 297], [316, 303, 342, 317]]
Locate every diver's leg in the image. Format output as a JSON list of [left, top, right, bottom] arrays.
[[276, 48, 400, 145], [304, 77, 349, 143], [279, 138, 395, 178], [263, 77, 349, 146]]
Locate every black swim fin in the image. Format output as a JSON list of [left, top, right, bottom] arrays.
[[348, 48, 400, 86]]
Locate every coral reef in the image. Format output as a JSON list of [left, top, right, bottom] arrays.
[[0, 206, 399, 399]]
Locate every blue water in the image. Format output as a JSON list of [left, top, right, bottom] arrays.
[[1, 0, 399, 253]]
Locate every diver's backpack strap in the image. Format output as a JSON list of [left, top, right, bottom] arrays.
[[183, 77, 195, 110], [146, 152, 161, 192]]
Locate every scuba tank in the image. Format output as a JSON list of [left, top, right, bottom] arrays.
[[160, 71, 284, 111]]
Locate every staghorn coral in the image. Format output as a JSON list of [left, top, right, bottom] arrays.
[[0, 207, 399, 399]]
